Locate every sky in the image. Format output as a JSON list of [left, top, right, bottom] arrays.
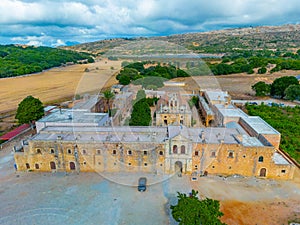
[[0, 0, 300, 47]]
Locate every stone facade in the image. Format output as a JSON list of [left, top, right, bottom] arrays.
[[13, 90, 296, 180], [156, 92, 192, 127], [14, 125, 295, 180]]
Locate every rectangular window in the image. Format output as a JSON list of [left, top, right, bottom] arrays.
[[281, 170, 286, 174], [128, 150, 132, 155], [97, 149, 101, 155], [143, 151, 147, 155], [195, 151, 199, 156], [112, 150, 116, 155]]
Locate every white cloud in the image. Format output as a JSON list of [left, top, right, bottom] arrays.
[[1, 0, 300, 46]]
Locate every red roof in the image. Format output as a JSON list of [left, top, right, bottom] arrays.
[[0, 124, 31, 141]]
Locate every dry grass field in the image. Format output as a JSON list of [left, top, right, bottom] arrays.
[[0, 59, 121, 114], [1, 60, 298, 115]]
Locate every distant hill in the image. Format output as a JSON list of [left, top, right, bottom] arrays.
[[0, 45, 94, 78], [63, 24, 300, 55]]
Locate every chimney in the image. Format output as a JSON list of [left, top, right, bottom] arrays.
[[57, 135, 63, 140], [200, 130, 205, 140]]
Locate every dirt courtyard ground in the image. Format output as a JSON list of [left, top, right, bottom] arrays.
[[0, 141, 300, 225]]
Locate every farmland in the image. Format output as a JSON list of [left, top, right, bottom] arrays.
[[0, 59, 121, 114]]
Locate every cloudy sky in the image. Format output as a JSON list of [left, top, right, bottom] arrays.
[[0, 0, 300, 47]]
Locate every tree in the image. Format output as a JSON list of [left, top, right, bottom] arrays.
[[102, 90, 114, 115], [129, 100, 151, 126], [188, 96, 199, 109], [284, 84, 300, 101], [270, 76, 299, 98], [258, 67, 267, 74], [15, 96, 44, 124], [118, 75, 131, 85], [252, 81, 271, 96], [171, 190, 226, 225]]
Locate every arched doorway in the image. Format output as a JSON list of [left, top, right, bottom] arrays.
[[50, 161, 56, 170], [175, 161, 183, 175], [259, 168, 266, 177], [70, 162, 76, 170]]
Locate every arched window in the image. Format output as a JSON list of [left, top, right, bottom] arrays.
[[82, 149, 87, 155], [260, 168, 266, 177], [26, 163, 30, 169], [159, 151, 163, 156], [173, 145, 178, 154], [258, 156, 264, 162], [35, 163, 39, 169], [70, 162, 76, 170], [180, 145, 185, 154], [228, 152, 234, 158], [211, 151, 216, 158], [67, 149, 72, 154], [50, 149, 55, 154], [36, 149, 41, 154]]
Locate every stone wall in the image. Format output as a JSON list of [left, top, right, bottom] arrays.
[[14, 138, 295, 180]]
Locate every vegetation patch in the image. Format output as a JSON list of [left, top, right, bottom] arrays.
[[252, 76, 300, 100], [171, 189, 226, 225], [0, 45, 94, 78], [208, 50, 300, 75], [116, 62, 189, 86]]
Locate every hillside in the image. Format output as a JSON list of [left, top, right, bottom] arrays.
[[0, 45, 94, 78], [64, 24, 300, 55]]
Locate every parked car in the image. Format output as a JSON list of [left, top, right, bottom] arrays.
[[138, 177, 147, 192], [249, 102, 258, 105]]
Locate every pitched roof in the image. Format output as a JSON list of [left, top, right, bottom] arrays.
[[0, 124, 30, 141]]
